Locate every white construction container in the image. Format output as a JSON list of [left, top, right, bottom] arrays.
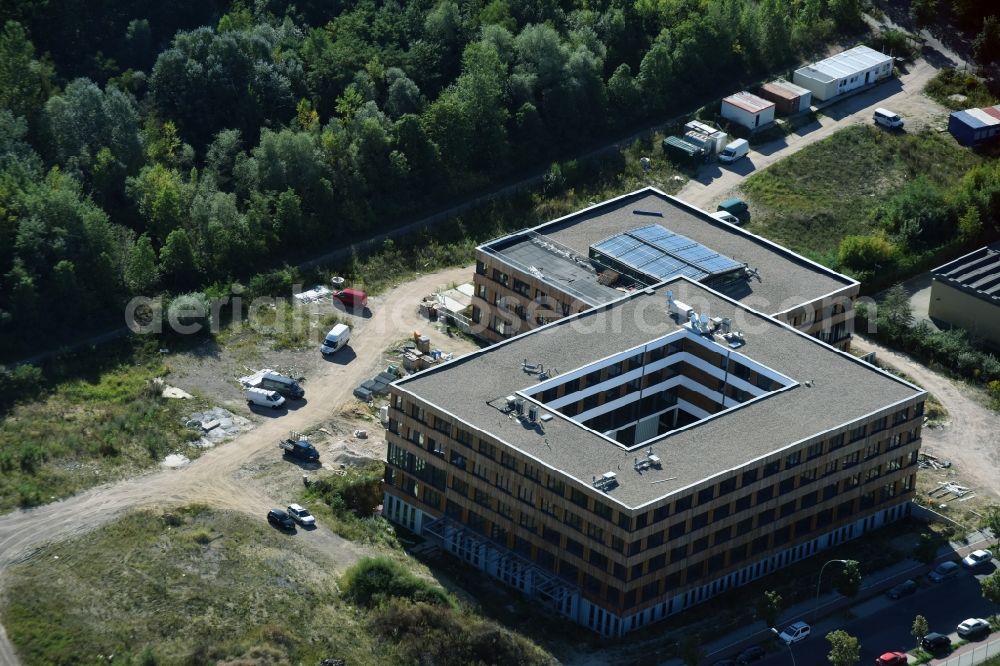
[[721, 92, 775, 130], [793, 45, 893, 101]]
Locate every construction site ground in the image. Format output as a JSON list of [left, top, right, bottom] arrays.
[[0, 265, 477, 665]]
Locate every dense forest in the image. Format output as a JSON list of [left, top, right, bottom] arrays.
[[0, 0, 873, 355]]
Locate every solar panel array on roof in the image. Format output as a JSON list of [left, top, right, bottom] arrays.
[[591, 224, 744, 282]]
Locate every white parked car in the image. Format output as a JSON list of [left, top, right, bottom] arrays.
[[286, 503, 316, 527], [957, 617, 990, 638], [962, 549, 993, 568], [777, 621, 811, 644]]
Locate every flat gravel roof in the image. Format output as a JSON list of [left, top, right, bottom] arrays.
[[532, 189, 855, 315], [397, 279, 922, 510]]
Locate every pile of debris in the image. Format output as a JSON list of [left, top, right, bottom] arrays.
[[184, 407, 253, 449], [918, 452, 952, 470], [929, 481, 975, 503], [292, 285, 332, 304]]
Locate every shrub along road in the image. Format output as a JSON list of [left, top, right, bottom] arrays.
[[676, 56, 950, 212], [0, 264, 474, 665]]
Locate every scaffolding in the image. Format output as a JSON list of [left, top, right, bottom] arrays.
[[421, 515, 580, 612]]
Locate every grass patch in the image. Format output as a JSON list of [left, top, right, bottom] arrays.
[[925, 68, 998, 111], [741, 125, 979, 263], [215, 299, 344, 352], [0, 341, 204, 512], [2, 506, 556, 665]]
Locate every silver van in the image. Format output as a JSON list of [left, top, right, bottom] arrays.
[[874, 108, 904, 129]]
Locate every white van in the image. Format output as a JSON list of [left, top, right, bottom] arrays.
[[320, 323, 351, 355], [245, 387, 285, 409], [718, 138, 749, 163], [873, 108, 904, 129]]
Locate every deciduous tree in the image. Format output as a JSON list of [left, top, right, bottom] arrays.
[[912, 614, 929, 648], [826, 630, 860, 666]]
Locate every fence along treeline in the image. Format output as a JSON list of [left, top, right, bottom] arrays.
[[0, 0, 866, 355]]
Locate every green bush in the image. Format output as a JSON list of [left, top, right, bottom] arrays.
[[866, 29, 918, 62], [308, 463, 384, 516], [860, 294, 1000, 390], [0, 364, 46, 412], [247, 267, 299, 299], [340, 557, 451, 608], [925, 69, 998, 110], [372, 598, 556, 666], [837, 234, 898, 273]]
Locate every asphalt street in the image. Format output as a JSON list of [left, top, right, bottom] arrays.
[[714, 562, 999, 665]]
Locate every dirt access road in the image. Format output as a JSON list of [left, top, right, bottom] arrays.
[[676, 56, 950, 212], [852, 335, 1000, 498], [0, 265, 475, 665]]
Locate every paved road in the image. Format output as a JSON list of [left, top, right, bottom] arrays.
[[675, 57, 949, 212], [746, 563, 998, 666]]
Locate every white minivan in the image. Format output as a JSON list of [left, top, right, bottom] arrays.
[[718, 138, 749, 163], [320, 323, 351, 355], [874, 108, 904, 129], [245, 386, 285, 409]]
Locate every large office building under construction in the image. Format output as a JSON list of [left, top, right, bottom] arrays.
[[382, 268, 925, 635]]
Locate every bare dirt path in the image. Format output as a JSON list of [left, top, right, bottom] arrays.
[[851, 335, 1000, 499], [676, 57, 950, 212], [0, 265, 474, 665]]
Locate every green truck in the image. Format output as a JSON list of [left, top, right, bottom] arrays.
[[717, 197, 750, 222]]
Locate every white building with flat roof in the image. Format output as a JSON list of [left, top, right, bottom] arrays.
[[720, 92, 775, 130], [793, 45, 893, 101]]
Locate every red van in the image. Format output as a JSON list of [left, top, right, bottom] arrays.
[[335, 288, 368, 309]]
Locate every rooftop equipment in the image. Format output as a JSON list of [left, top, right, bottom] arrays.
[[634, 448, 663, 472], [592, 471, 618, 491]]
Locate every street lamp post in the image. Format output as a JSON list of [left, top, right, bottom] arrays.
[[815, 559, 851, 621], [770, 627, 797, 666]]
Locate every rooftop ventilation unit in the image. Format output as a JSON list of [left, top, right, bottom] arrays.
[[670, 298, 693, 321], [721, 317, 732, 334], [527, 405, 539, 422], [514, 398, 525, 415], [592, 471, 618, 491], [634, 448, 663, 472], [505, 395, 517, 412], [540, 412, 553, 422]]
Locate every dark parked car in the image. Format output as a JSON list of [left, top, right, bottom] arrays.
[[885, 579, 917, 599], [920, 632, 952, 652], [736, 646, 765, 664], [267, 508, 295, 531]]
